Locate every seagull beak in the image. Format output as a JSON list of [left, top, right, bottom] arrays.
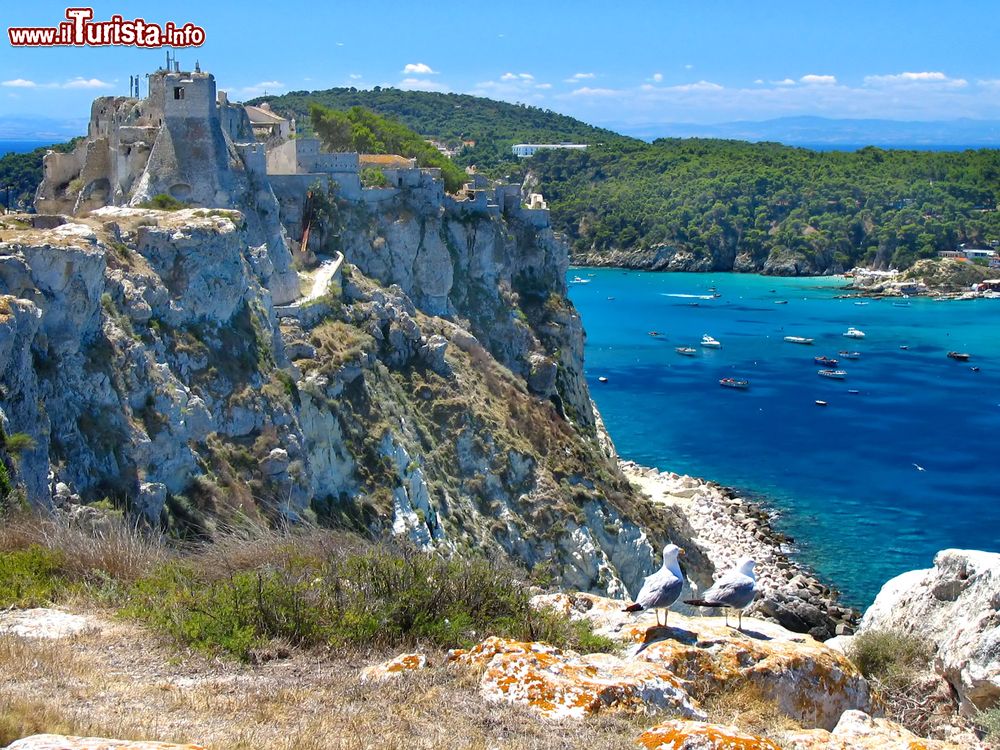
[[678, 548, 686, 557]]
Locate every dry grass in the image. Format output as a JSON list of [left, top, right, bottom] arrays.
[[701, 680, 803, 745], [0, 619, 666, 750], [0, 512, 170, 583]]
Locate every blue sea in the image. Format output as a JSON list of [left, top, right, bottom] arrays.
[[569, 269, 1000, 608], [0, 140, 52, 155]]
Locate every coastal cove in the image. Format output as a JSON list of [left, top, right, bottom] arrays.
[[570, 268, 1000, 608]]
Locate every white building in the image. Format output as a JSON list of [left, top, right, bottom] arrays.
[[511, 143, 588, 158], [963, 248, 997, 259]]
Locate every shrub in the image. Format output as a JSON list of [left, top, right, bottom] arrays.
[[122, 543, 615, 660], [848, 629, 933, 690], [137, 193, 188, 211], [3, 433, 36, 454], [0, 547, 66, 607]]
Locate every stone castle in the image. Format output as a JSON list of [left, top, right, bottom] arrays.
[[34, 60, 551, 283]]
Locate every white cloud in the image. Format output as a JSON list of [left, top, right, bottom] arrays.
[[651, 73, 664, 83], [349, 73, 363, 80], [668, 80, 724, 92], [864, 71, 966, 87], [501, 72, 534, 82], [398, 77, 447, 92], [63, 77, 114, 89], [800, 74, 837, 85], [239, 80, 286, 96], [772, 78, 797, 86], [684, 64, 694, 70], [753, 79, 765, 85], [570, 86, 620, 97], [403, 63, 437, 75], [536, 82, 552, 90], [565, 72, 595, 83], [2, 78, 37, 88]]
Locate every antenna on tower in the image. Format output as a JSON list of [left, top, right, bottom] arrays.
[[195, 60, 201, 74]]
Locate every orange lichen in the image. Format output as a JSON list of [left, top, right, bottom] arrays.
[[636, 720, 781, 750]]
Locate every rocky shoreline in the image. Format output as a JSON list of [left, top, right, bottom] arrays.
[[620, 460, 860, 640]]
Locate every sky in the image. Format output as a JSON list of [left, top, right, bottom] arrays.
[[3, 0, 1000, 132]]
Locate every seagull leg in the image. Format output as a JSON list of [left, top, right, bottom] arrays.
[[737, 610, 743, 631], [724, 609, 730, 628], [664, 609, 669, 627]]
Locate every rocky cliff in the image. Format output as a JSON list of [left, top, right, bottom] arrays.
[[0, 195, 684, 596]]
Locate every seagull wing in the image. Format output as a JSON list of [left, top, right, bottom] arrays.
[[635, 567, 683, 610], [700, 572, 757, 610]]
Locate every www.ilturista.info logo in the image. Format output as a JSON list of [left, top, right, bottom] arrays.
[[8, 7, 205, 48]]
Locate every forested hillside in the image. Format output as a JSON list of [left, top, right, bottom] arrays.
[[529, 139, 1000, 273], [249, 87, 627, 171]]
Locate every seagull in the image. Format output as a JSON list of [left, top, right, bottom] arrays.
[[684, 557, 758, 630], [622, 544, 685, 627], [913, 463, 926, 472]]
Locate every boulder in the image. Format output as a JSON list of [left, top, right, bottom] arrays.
[[636, 720, 781, 750], [784, 710, 966, 749], [0, 609, 97, 639], [532, 593, 869, 730], [360, 652, 428, 682], [4, 737, 203, 750], [859, 549, 1000, 714], [258, 448, 289, 476], [448, 636, 704, 720]]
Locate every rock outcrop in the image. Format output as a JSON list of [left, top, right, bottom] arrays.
[[785, 709, 966, 750], [858, 548, 1000, 715], [637, 721, 781, 750], [531, 593, 870, 730]]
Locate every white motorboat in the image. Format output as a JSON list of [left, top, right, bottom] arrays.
[[843, 327, 866, 339], [700, 334, 722, 348]]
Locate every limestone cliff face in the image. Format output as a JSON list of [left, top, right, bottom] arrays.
[[0, 200, 677, 596]]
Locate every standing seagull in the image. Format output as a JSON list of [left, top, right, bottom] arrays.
[[622, 544, 685, 626], [684, 557, 758, 630]]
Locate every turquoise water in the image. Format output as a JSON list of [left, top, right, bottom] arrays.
[[569, 269, 1000, 608]]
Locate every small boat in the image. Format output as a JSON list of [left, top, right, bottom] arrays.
[[675, 347, 697, 356], [719, 377, 749, 389], [838, 350, 861, 359], [815, 400, 828, 407], [700, 334, 722, 348], [598, 376, 608, 383], [774, 300, 789, 305], [854, 301, 869, 306], [947, 351, 971, 361], [848, 389, 860, 394], [893, 301, 912, 307], [648, 331, 661, 337], [607, 296, 616, 301], [783, 336, 814, 345], [818, 369, 847, 379], [569, 276, 591, 284], [971, 367, 981, 372], [843, 327, 866, 339], [899, 345, 909, 350], [814, 356, 839, 367]]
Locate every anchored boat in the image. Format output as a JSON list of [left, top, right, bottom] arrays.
[[838, 350, 861, 359], [843, 327, 866, 339], [700, 334, 722, 348], [784, 336, 814, 345], [675, 346, 698, 356], [818, 369, 847, 379], [814, 356, 839, 367], [719, 377, 749, 389], [947, 351, 971, 361]]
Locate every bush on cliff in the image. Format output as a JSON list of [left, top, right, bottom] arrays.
[[0, 516, 614, 661]]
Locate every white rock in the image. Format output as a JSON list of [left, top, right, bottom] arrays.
[[860, 548, 1000, 714]]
